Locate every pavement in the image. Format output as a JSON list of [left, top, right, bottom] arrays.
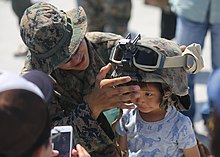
[[0, 0, 212, 149]]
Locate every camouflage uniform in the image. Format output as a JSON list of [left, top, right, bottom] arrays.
[[20, 2, 123, 157], [47, 32, 122, 156], [77, 0, 132, 36]]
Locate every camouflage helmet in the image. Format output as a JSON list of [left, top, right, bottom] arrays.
[[20, 2, 87, 74], [111, 37, 204, 97]]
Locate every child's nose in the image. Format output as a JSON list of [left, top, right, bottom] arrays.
[[135, 98, 145, 104]]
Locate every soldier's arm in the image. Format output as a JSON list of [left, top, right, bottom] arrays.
[[49, 93, 113, 153], [20, 53, 33, 75]]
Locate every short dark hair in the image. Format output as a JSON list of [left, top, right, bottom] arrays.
[[0, 89, 50, 157]]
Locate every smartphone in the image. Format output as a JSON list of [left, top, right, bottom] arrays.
[[51, 126, 73, 157]]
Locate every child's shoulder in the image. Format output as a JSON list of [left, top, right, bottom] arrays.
[[168, 106, 192, 123]]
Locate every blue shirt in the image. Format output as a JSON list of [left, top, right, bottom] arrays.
[[169, 0, 220, 24], [116, 106, 197, 157]]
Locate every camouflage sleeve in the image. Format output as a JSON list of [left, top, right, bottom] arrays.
[[20, 52, 34, 75], [21, 60, 114, 152], [49, 93, 114, 153]]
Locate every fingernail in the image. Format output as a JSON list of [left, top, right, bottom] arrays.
[[125, 76, 131, 81]]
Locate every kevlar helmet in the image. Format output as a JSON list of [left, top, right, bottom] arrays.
[[110, 34, 204, 110]]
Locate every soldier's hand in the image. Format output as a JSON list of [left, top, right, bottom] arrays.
[[84, 63, 140, 119]]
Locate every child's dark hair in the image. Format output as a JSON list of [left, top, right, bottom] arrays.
[[160, 83, 187, 111]]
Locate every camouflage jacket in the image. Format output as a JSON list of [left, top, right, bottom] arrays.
[[21, 32, 122, 157]]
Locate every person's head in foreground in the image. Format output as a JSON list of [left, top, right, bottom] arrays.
[[207, 68, 220, 157], [0, 70, 53, 157], [111, 36, 204, 112], [20, 2, 88, 74]]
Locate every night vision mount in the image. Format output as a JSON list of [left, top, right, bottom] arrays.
[[110, 33, 141, 72]]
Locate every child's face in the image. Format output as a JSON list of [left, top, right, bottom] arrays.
[[133, 82, 162, 113]]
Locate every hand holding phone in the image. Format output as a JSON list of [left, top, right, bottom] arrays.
[[51, 126, 73, 157], [71, 144, 91, 157]]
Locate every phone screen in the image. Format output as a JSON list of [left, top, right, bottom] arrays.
[[52, 132, 71, 157]]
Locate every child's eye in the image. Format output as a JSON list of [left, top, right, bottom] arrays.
[[145, 93, 153, 96]]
